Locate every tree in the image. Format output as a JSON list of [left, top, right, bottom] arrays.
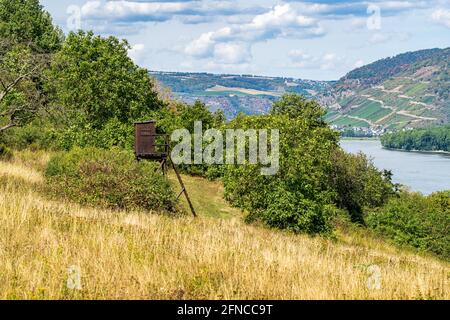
[[0, 0, 63, 53], [46, 31, 163, 130], [0, 45, 47, 132], [0, 0, 63, 134], [381, 126, 450, 152], [223, 94, 340, 234], [270, 93, 327, 127], [329, 149, 396, 223]]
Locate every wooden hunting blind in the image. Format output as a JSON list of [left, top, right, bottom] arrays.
[[134, 120, 196, 217], [134, 120, 168, 160]]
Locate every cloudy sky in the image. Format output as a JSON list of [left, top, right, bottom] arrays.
[[41, 0, 450, 80]]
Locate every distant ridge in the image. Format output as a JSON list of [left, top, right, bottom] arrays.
[[150, 47, 449, 129], [150, 71, 333, 119], [329, 47, 449, 131], [339, 48, 446, 86]]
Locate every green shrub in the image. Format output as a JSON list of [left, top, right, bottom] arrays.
[[366, 191, 450, 260], [168, 101, 225, 177], [45, 147, 176, 212], [56, 118, 134, 150], [0, 144, 13, 161], [222, 109, 338, 235], [0, 123, 58, 150], [329, 149, 396, 223]]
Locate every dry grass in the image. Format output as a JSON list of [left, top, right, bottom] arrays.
[[0, 152, 449, 300]]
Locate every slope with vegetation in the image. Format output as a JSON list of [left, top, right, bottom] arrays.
[[0, 0, 449, 300], [152, 48, 450, 131], [0, 0, 63, 133], [330, 48, 450, 131], [0, 151, 449, 299], [151, 71, 333, 119]]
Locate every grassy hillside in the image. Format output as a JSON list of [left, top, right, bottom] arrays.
[[330, 48, 450, 130], [0, 151, 449, 300]]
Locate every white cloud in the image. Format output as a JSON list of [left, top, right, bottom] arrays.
[[321, 53, 338, 70], [286, 0, 430, 18], [347, 17, 367, 31], [288, 50, 341, 70], [80, 0, 265, 23], [185, 4, 324, 64], [128, 43, 146, 64], [185, 32, 215, 58], [81, 1, 194, 21], [288, 49, 316, 68], [213, 43, 251, 64], [203, 61, 256, 74], [431, 9, 450, 28]]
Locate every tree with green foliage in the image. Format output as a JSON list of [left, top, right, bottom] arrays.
[[271, 93, 326, 127], [46, 31, 164, 149], [367, 191, 450, 260], [0, 45, 46, 132], [330, 149, 396, 223], [156, 100, 225, 176], [223, 94, 339, 234], [381, 126, 450, 152], [0, 0, 63, 53], [0, 0, 62, 135], [222, 94, 398, 234]]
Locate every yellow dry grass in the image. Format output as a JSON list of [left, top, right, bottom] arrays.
[[0, 152, 449, 300]]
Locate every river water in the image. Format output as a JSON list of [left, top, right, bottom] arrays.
[[340, 139, 450, 195]]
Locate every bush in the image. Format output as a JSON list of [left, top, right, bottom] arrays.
[[167, 101, 225, 177], [222, 109, 339, 235], [329, 149, 396, 223], [45, 147, 176, 212], [0, 123, 58, 150], [0, 144, 13, 161], [366, 191, 450, 260], [56, 118, 134, 150]]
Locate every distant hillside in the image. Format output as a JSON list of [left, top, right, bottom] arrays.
[[328, 48, 450, 131], [150, 71, 333, 119], [150, 48, 449, 129], [340, 48, 447, 86]]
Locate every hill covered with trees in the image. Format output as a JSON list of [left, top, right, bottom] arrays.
[[328, 48, 450, 132], [339, 48, 448, 86], [381, 125, 450, 152]]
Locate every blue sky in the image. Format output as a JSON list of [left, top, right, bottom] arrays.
[[41, 0, 450, 80]]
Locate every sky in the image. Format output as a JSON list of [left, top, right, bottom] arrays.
[[41, 0, 450, 81]]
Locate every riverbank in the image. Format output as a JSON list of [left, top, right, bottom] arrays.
[[340, 137, 380, 141], [341, 137, 450, 155], [381, 146, 450, 156]]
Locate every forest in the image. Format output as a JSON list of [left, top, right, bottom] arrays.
[[381, 126, 450, 152]]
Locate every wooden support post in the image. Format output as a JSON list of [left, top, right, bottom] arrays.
[[157, 158, 167, 175], [170, 159, 197, 217]]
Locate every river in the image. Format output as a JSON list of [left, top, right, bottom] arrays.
[[340, 139, 450, 195]]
